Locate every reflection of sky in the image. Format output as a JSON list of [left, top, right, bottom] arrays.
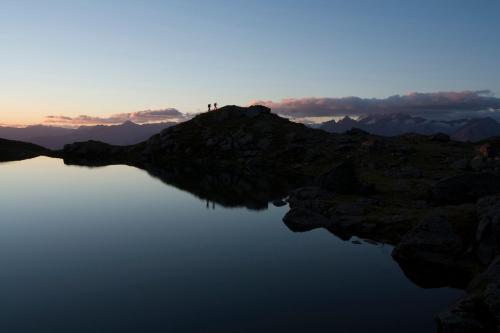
[[1, 1, 499, 124], [0, 157, 461, 332]]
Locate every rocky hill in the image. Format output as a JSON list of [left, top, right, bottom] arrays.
[[63, 105, 338, 177], [0, 138, 52, 162]]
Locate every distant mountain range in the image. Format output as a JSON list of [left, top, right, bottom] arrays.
[[0, 121, 176, 149], [4, 114, 500, 149], [319, 113, 500, 142]]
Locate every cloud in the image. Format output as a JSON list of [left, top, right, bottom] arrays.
[[45, 108, 187, 126], [251, 90, 500, 120]]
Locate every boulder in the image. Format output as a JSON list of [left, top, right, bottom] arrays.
[[283, 208, 334, 232], [484, 283, 500, 322], [318, 160, 360, 194], [430, 173, 500, 205], [451, 159, 470, 171], [436, 294, 494, 333], [476, 195, 500, 265], [470, 156, 487, 171], [393, 209, 464, 266], [443, 256, 500, 332], [272, 199, 287, 207]]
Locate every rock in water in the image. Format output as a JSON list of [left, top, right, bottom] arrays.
[[283, 208, 334, 232], [393, 209, 464, 265], [272, 199, 287, 207]]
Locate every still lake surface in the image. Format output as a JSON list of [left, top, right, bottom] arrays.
[[0, 157, 462, 333]]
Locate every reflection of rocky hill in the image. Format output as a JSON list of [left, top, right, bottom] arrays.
[[143, 165, 304, 210], [0, 138, 52, 162]]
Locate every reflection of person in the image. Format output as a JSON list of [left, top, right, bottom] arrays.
[[214, 102, 218, 110], [205, 199, 215, 210], [208, 104, 211, 111]]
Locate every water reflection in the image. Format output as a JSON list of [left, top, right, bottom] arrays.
[[63, 157, 473, 290], [0, 157, 463, 333], [64, 160, 306, 210]]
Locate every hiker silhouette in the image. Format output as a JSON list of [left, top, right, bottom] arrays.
[[214, 102, 218, 110], [208, 104, 211, 111]]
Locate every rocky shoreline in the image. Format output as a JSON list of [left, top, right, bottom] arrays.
[[282, 140, 500, 332]]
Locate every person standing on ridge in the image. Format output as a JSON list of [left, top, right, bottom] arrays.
[[214, 102, 218, 110], [208, 103, 211, 111]]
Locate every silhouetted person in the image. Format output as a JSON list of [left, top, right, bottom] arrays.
[[214, 102, 218, 110], [208, 104, 211, 111]]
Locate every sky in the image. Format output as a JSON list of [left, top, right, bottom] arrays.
[[1, 0, 499, 125]]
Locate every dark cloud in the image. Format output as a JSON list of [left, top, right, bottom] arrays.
[[252, 90, 500, 120], [45, 108, 187, 126]]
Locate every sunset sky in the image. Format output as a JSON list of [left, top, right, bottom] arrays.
[[1, 0, 499, 126]]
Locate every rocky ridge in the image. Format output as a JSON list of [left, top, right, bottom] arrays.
[[0, 138, 53, 162]]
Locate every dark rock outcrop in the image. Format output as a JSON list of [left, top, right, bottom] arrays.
[[283, 208, 334, 232], [437, 256, 500, 332], [393, 210, 465, 263], [436, 294, 495, 333], [430, 173, 500, 205], [476, 195, 500, 264], [0, 138, 52, 162], [392, 206, 476, 267], [62, 140, 131, 166], [318, 160, 360, 194]]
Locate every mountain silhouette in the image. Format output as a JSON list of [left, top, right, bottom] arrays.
[[0, 121, 176, 149], [0, 138, 52, 162], [318, 113, 500, 141], [450, 117, 500, 142]]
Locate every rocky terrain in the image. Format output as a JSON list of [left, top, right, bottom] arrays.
[[5, 104, 500, 331]]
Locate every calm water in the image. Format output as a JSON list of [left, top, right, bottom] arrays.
[[0, 157, 461, 333]]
